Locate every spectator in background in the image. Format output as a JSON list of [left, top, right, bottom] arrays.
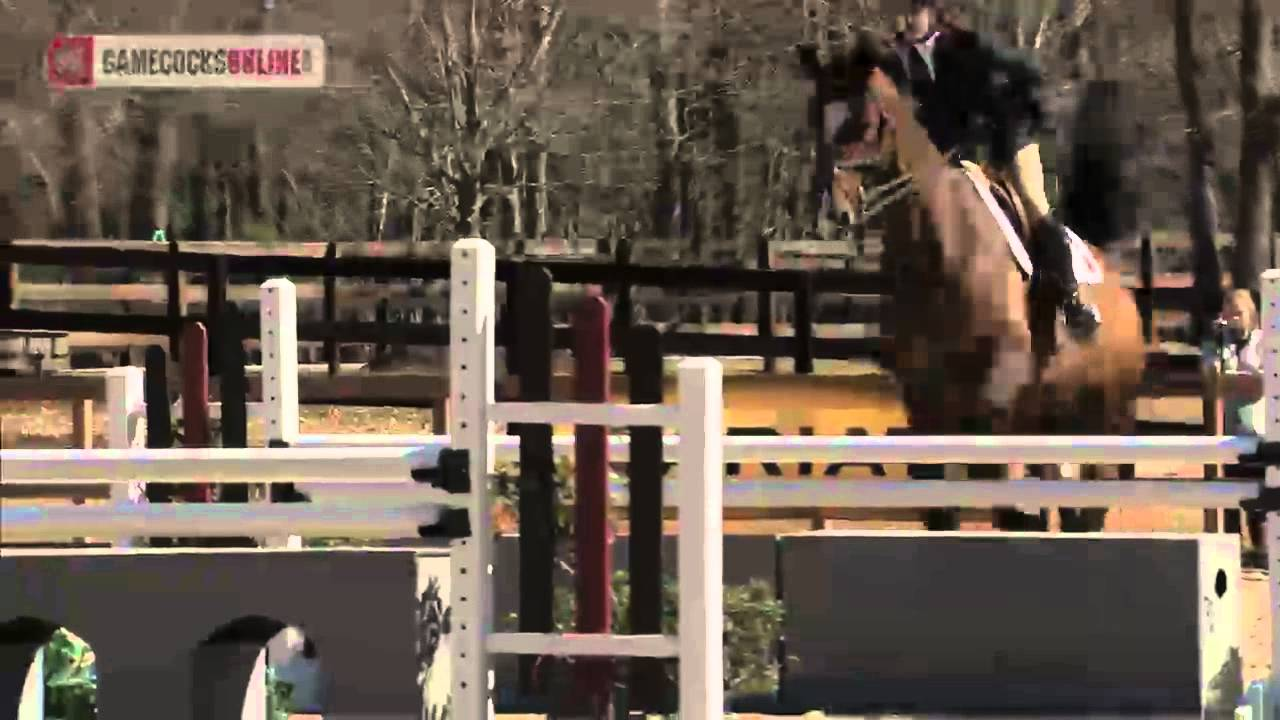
[[1212, 288, 1264, 436], [1206, 287, 1266, 566]]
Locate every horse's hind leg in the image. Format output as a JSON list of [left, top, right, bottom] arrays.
[[986, 411, 1050, 531], [1059, 462, 1109, 532], [923, 461, 960, 530]]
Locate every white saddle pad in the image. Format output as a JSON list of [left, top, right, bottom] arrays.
[[959, 164, 1104, 286]]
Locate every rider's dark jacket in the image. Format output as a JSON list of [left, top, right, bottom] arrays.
[[878, 25, 1047, 169]]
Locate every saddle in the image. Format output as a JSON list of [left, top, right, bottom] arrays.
[[958, 161, 1103, 287]]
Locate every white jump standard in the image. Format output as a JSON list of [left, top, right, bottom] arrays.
[[442, 238, 725, 719]]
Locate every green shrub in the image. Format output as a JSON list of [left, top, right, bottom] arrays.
[[43, 629, 96, 720], [265, 665, 294, 720]]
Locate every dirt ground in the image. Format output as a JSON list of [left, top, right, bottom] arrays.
[[1, 368, 1273, 689]]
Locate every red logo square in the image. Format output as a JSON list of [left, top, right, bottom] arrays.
[[47, 35, 95, 89]]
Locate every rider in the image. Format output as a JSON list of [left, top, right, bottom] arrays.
[[880, 0, 1102, 341]]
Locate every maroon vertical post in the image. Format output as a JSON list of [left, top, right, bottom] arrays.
[[573, 293, 612, 714], [181, 322, 213, 503]]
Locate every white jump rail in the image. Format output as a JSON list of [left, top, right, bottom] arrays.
[[0, 445, 459, 543]]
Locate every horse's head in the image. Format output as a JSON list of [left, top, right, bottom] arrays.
[[798, 32, 905, 228]]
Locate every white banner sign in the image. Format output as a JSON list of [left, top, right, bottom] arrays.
[[47, 34, 326, 90]]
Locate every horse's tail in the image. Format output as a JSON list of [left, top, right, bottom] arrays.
[[1059, 80, 1145, 250]]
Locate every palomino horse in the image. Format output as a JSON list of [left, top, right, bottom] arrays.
[[800, 38, 1148, 532]]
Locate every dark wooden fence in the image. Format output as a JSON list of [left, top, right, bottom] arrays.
[[0, 235, 1202, 389]]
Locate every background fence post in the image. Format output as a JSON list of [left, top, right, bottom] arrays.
[[207, 255, 228, 376], [166, 238, 182, 359], [757, 236, 776, 374], [144, 345, 174, 509], [794, 273, 814, 374], [573, 293, 612, 715], [513, 264, 555, 699], [181, 322, 213, 505], [324, 241, 338, 376], [626, 323, 672, 713]]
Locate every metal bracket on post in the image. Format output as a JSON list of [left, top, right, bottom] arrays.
[[1236, 442, 1280, 513], [1240, 486, 1280, 514], [414, 447, 474, 539], [412, 448, 472, 494], [418, 509, 473, 539]]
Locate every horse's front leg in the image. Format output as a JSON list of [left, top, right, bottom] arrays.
[[990, 405, 1052, 532]]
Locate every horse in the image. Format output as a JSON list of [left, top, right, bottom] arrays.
[[799, 34, 1148, 532]]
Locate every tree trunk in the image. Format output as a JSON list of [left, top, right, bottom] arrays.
[[190, 114, 216, 241], [251, 126, 277, 236], [373, 141, 399, 241], [1173, 0, 1224, 326], [251, 3, 276, 238], [455, 166, 483, 237], [59, 99, 103, 239], [503, 145, 523, 242], [153, 110, 178, 237], [128, 103, 176, 240], [128, 106, 157, 240], [650, 63, 679, 239], [1232, 0, 1274, 293], [523, 146, 549, 240]]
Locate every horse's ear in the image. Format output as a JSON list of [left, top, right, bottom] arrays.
[[796, 42, 822, 78]]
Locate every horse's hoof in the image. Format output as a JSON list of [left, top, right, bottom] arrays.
[[1059, 508, 1107, 532], [924, 508, 960, 531], [993, 508, 1049, 532]]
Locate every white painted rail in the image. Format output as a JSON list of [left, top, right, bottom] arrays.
[[0, 502, 441, 542], [485, 633, 680, 658], [290, 432, 1264, 465], [491, 401, 679, 427], [0, 446, 448, 486]]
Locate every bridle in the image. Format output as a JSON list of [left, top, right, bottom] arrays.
[[830, 84, 962, 228], [835, 162, 915, 226]]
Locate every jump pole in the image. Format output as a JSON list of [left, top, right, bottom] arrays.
[[1262, 268, 1280, 713], [447, 237, 500, 720]]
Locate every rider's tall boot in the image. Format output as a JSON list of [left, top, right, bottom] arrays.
[[1008, 142, 1102, 342]]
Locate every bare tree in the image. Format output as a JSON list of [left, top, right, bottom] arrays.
[[126, 0, 190, 241], [1231, 0, 1277, 293], [1173, 0, 1224, 325], [374, 0, 565, 238], [51, 0, 105, 240]]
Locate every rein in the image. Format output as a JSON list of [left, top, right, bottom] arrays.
[[834, 148, 958, 228]]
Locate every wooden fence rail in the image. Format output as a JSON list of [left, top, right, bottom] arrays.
[[0, 234, 1208, 388]]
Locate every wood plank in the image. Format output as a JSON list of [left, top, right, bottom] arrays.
[[0, 375, 109, 401], [14, 283, 446, 304], [71, 399, 93, 449], [0, 484, 111, 500]]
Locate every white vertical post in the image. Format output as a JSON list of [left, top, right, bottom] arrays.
[[676, 357, 725, 720], [1262, 269, 1280, 715], [260, 278, 300, 446], [105, 365, 145, 547], [449, 237, 497, 720], [260, 278, 301, 548]]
